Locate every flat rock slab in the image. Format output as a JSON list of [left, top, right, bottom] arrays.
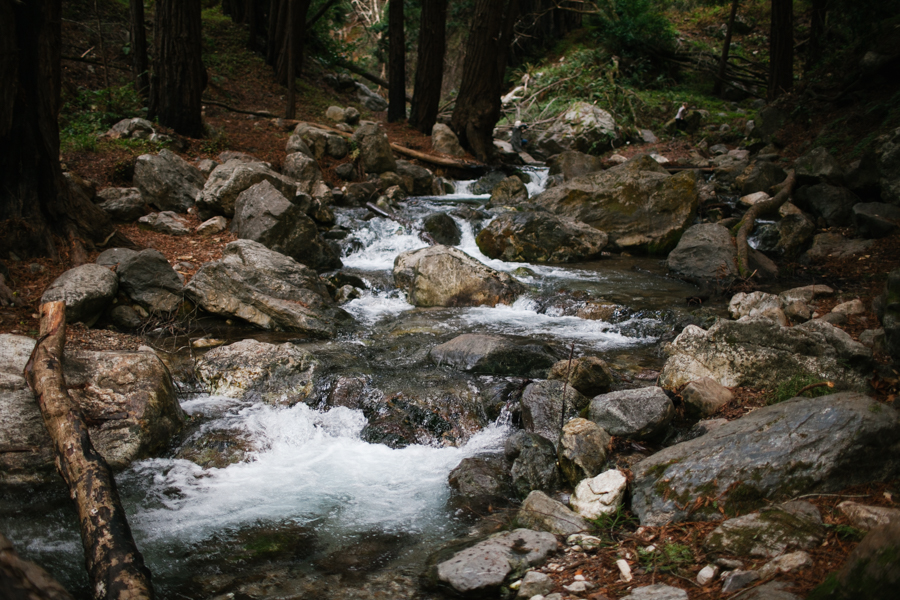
[[518, 490, 589, 536], [704, 501, 825, 558], [589, 386, 674, 440], [622, 584, 688, 600]]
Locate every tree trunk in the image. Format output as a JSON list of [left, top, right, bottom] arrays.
[[806, 0, 826, 72], [285, 0, 297, 118], [149, 0, 207, 138], [387, 0, 406, 122], [409, 0, 447, 134], [129, 0, 150, 97], [714, 0, 740, 96], [0, 0, 127, 261], [273, 0, 312, 86], [24, 302, 154, 600], [767, 0, 793, 101], [450, 0, 521, 162]]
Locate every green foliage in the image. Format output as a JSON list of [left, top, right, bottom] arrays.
[[587, 0, 676, 57], [589, 504, 638, 538], [637, 542, 694, 574], [767, 374, 834, 405], [826, 523, 866, 542], [59, 82, 144, 154]]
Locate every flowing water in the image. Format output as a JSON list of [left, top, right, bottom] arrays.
[[1, 168, 712, 599]]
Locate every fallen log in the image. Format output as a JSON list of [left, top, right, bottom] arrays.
[[1, 533, 75, 599], [24, 301, 154, 600], [735, 170, 797, 277]]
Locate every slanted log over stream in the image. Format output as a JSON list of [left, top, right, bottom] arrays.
[[24, 301, 154, 600]]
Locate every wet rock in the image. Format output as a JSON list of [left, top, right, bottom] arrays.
[[196, 339, 321, 404], [448, 455, 513, 510], [393, 245, 525, 308], [659, 318, 873, 391], [0, 533, 76, 599], [487, 176, 529, 206], [395, 160, 434, 196], [429, 333, 557, 377], [518, 490, 589, 535], [681, 377, 732, 417], [138, 211, 191, 235], [837, 501, 900, 531], [185, 240, 349, 336], [96, 187, 147, 222], [422, 212, 462, 246], [134, 149, 205, 212], [117, 249, 185, 315], [704, 501, 825, 558], [532, 154, 699, 254], [735, 160, 787, 195], [431, 123, 465, 157], [558, 418, 611, 486], [476, 211, 608, 263], [631, 394, 900, 526], [506, 431, 561, 497], [666, 223, 738, 285], [570, 469, 627, 519], [199, 158, 298, 218], [853, 202, 900, 238], [589, 387, 675, 440], [547, 150, 604, 181], [352, 122, 396, 174], [40, 263, 118, 325], [521, 380, 588, 444], [547, 356, 614, 397], [536, 101, 618, 155], [471, 171, 507, 195], [621, 584, 688, 600]]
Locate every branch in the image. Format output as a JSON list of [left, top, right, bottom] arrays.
[[202, 98, 277, 118], [332, 58, 412, 103], [735, 170, 796, 277]]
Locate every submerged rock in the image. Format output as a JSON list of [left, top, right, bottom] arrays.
[[475, 211, 608, 263], [429, 333, 558, 377]]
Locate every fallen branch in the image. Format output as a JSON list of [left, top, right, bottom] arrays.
[[735, 170, 796, 277], [24, 302, 154, 600], [202, 98, 277, 118]]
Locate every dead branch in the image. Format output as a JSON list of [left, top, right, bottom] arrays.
[[735, 170, 796, 277], [202, 99, 277, 118], [24, 302, 154, 600]]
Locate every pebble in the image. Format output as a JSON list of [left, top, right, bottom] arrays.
[[697, 564, 719, 585], [617, 558, 633, 582]]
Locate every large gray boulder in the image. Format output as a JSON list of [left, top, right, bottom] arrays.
[[486, 176, 528, 206], [196, 339, 321, 404], [521, 380, 589, 444], [352, 122, 396, 174], [40, 263, 118, 325], [231, 180, 342, 271], [199, 158, 298, 217], [535, 101, 618, 155], [531, 154, 699, 254], [185, 240, 349, 336], [133, 149, 205, 212], [666, 223, 738, 284], [432, 123, 465, 157], [659, 318, 873, 391], [356, 82, 388, 112], [795, 183, 861, 227], [138, 211, 191, 236], [288, 124, 346, 160], [0, 335, 184, 485], [547, 150, 605, 182], [589, 386, 675, 440], [517, 490, 589, 535], [631, 393, 900, 526], [117, 249, 185, 315], [505, 431, 561, 498], [794, 146, 844, 186], [557, 418, 611, 487], [96, 187, 147, 222], [428, 333, 558, 377], [704, 501, 825, 558], [395, 160, 434, 196], [282, 152, 323, 194], [448, 456, 513, 510], [546, 356, 614, 397], [475, 212, 608, 263], [393, 245, 525, 307]]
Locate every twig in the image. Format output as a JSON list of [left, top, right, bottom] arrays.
[[796, 381, 834, 396]]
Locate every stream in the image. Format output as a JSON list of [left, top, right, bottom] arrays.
[[0, 168, 715, 599]]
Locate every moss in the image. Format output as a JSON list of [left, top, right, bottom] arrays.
[[723, 482, 768, 517]]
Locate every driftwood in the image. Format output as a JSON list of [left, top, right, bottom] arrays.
[[24, 302, 154, 600], [735, 170, 797, 277]]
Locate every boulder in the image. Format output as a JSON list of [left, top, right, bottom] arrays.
[[476, 212, 608, 263], [96, 247, 138, 267], [518, 490, 590, 536], [356, 82, 388, 111], [185, 240, 349, 336], [352, 122, 396, 174], [395, 160, 434, 196], [448, 455, 513, 510], [795, 184, 861, 227], [535, 101, 618, 155], [775, 211, 816, 257], [630, 393, 900, 526], [432, 123, 465, 157], [422, 212, 462, 246], [506, 431, 561, 498], [666, 223, 738, 284], [802, 232, 875, 263], [0, 335, 184, 485], [532, 154, 699, 254], [471, 171, 507, 195], [133, 149, 205, 212], [810, 518, 900, 600], [795, 147, 844, 186], [117, 249, 184, 315], [547, 150, 604, 181], [547, 356, 614, 397], [521, 380, 589, 444], [289, 124, 343, 160], [138, 211, 191, 236], [589, 387, 675, 440], [759, 551, 814, 579], [282, 152, 323, 194], [558, 418, 611, 486], [231, 180, 342, 271], [853, 202, 900, 238], [106, 117, 155, 139], [40, 263, 118, 325], [877, 126, 900, 205], [570, 469, 628, 519], [196, 216, 228, 236], [487, 176, 528, 206], [680, 377, 732, 417], [659, 318, 873, 391], [735, 160, 787, 196], [199, 158, 298, 218], [837, 501, 900, 532], [393, 245, 525, 307], [428, 333, 558, 377], [704, 501, 825, 558], [96, 187, 146, 222], [196, 339, 321, 404]]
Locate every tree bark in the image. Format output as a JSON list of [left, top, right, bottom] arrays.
[[409, 0, 447, 133], [24, 302, 154, 600], [714, 0, 740, 96], [387, 0, 406, 122], [285, 0, 297, 118], [450, 0, 521, 162], [767, 0, 793, 101], [806, 0, 826, 72], [129, 0, 150, 97], [0, 0, 128, 261], [1, 532, 75, 600], [149, 0, 207, 138], [735, 170, 796, 277], [273, 0, 312, 86]]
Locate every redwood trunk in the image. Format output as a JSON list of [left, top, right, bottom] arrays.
[[806, 0, 826, 72], [149, 0, 207, 138], [273, 0, 312, 86], [129, 0, 150, 97], [387, 0, 406, 122], [714, 0, 740, 96], [24, 302, 154, 600], [409, 0, 447, 133], [767, 0, 793, 101]]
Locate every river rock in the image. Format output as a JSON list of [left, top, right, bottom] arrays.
[[185, 240, 349, 336], [735, 160, 787, 195], [448, 455, 513, 510], [547, 150, 604, 181], [704, 501, 825, 558], [558, 418, 610, 486], [532, 154, 699, 254], [621, 584, 688, 600], [196, 339, 321, 404], [117, 249, 185, 315], [518, 490, 589, 535], [660, 317, 872, 391], [138, 211, 191, 235], [811, 517, 900, 600], [199, 158, 298, 218], [96, 187, 147, 222], [393, 245, 525, 307], [422, 212, 462, 246], [796, 183, 861, 227], [429, 333, 558, 377], [517, 571, 554, 599], [853, 202, 900, 238], [570, 469, 627, 519], [476, 212, 608, 263], [0, 334, 183, 485], [487, 176, 528, 206], [680, 377, 732, 417], [395, 160, 434, 196], [231, 180, 342, 271], [547, 356, 614, 397], [40, 263, 118, 325], [134, 149, 205, 212], [535, 101, 618, 155], [802, 231, 875, 262], [837, 501, 900, 531], [521, 380, 589, 444], [434, 529, 557, 595], [666, 223, 738, 284], [352, 122, 396, 174], [432, 123, 465, 157], [795, 147, 844, 186], [589, 387, 674, 440], [471, 171, 507, 195], [506, 431, 561, 498], [631, 393, 900, 526]]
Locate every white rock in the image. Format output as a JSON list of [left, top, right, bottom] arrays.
[[740, 191, 770, 206], [759, 551, 813, 578], [570, 469, 628, 519], [697, 564, 719, 585], [617, 558, 633, 582], [832, 299, 866, 316], [837, 501, 900, 531], [563, 581, 594, 593]]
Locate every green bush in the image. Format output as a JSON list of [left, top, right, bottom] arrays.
[[588, 0, 676, 56]]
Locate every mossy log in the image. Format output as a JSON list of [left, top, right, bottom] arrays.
[[736, 170, 797, 278]]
